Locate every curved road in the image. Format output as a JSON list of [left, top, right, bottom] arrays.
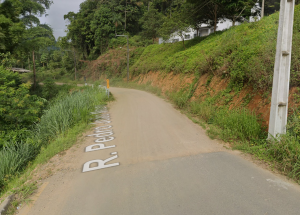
[[20, 87, 300, 215]]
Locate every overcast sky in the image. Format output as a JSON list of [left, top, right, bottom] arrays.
[[39, 0, 84, 39]]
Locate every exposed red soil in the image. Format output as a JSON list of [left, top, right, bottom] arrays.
[[134, 71, 299, 128]]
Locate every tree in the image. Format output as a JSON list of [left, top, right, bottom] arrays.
[[111, 12, 124, 35], [187, 0, 224, 32], [64, 0, 145, 58], [258, 0, 280, 16], [0, 66, 45, 133], [0, 0, 25, 52], [219, 0, 258, 26], [159, 5, 190, 49], [19, 25, 55, 88], [140, 7, 164, 44]]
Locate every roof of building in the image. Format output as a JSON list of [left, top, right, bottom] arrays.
[[11, 68, 32, 73]]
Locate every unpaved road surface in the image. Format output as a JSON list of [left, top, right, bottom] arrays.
[[19, 87, 300, 215]]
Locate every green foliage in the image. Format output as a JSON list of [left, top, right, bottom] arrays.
[[0, 142, 37, 189], [64, 0, 145, 58], [140, 6, 164, 43], [0, 67, 45, 133], [287, 108, 300, 138], [131, 8, 300, 90], [218, 0, 259, 25], [41, 78, 58, 100], [232, 106, 300, 184], [213, 108, 263, 141], [34, 87, 109, 144], [159, 4, 190, 48], [0, 86, 110, 190], [258, 0, 281, 16], [168, 74, 200, 108], [168, 89, 189, 108], [0, 0, 25, 52]]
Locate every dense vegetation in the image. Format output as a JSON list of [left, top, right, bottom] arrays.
[[62, 0, 279, 60], [0, 67, 110, 192]]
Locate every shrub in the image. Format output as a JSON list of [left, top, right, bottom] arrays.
[[0, 67, 46, 133], [42, 78, 58, 100]]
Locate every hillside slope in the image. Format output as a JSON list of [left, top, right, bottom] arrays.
[[83, 6, 300, 125], [130, 7, 300, 91], [81, 7, 300, 183]]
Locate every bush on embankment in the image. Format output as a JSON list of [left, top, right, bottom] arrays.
[[0, 87, 109, 192], [130, 5, 300, 91]]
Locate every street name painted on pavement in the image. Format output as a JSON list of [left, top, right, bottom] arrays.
[[82, 106, 120, 173]]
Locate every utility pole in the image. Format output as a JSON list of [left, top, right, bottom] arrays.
[[261, 0, 265, 18], [268, 0, 295, 139], [116, 35, 129, 83]]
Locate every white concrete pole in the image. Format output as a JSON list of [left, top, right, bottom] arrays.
[[268, 0, 295, 139], [261, 0, 265, 18]]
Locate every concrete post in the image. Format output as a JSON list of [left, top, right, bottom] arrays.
[[268, 0, 295, 139], [261, 0, 265, 18]]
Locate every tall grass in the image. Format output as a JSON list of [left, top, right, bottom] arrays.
[[235, 109, 300, 183], [0, 86, 109, 191], [213, 108, 262, 141], [168, 90, 189, 109], [189, 101, 263, 141], [35, 87, 107, 144]]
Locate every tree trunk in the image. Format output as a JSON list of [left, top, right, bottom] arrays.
[[125, 1, 127, 30], [153, 37, 155, 44], [182, 38, 186, 50], [33, 50, 36, 89], [214, 4, 218, 32], [28, 56, 30, 70], [232, 18, 236, 26], [170, 2, 171, 18]]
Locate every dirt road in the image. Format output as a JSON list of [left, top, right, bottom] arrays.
[[19, 87, 300, 215]]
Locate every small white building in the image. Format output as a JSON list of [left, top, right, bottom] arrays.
[[158, 20, 241, 44], [159, 24, 215, 44]]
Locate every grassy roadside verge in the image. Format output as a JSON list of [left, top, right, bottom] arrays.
[[0, 86, 112, 213], [3, 123, 92, 215], [111, 79, 300, 185]]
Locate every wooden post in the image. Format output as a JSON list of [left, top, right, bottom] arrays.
[[268, 0, 295, 139]]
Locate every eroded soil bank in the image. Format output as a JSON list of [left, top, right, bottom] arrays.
[[133, 71, 300, 127]]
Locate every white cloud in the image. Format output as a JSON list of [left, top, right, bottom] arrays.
[[39, 0, 85, 39]]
